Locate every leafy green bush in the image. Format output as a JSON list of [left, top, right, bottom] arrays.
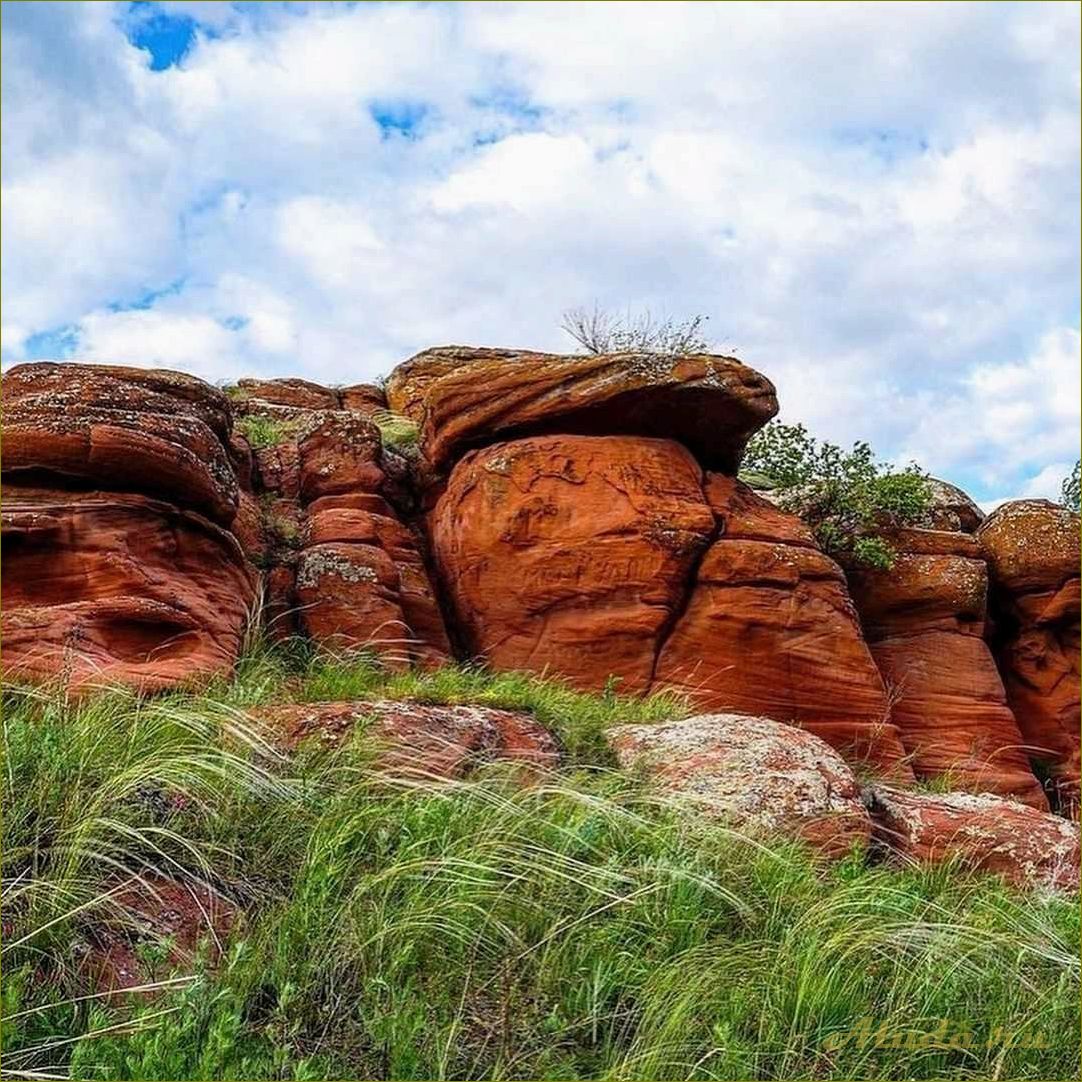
[[1062, 460, 1080, 513], [742, 421, 931, 569]]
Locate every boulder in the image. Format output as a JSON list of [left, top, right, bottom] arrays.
[[256, 699, 559, 778], [236, 377, 340, 411], [607, 713, 872, 857], [84, 873, 237, 993], [978, 501, 1081, 815], [386, 346, 778, 473], [654, 476, 912, 777], [923, 477, 985, 533], [1, 489, 256, 692], [849, 527, 1046, 808], [2, 362, 239, 525], [866, 786, 1079, 892], [339, 382, 388, 415], [431, 442, 912, 777], [430, 434, 716, 694]]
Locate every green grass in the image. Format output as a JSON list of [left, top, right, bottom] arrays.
[[3, 645, 1078, 1081], [370, 409, 420, 453], [234, 413, 299, 449]]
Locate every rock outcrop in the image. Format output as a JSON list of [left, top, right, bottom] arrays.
[[432, 442, 912, 776], [256, 699, 559, 778], [607, 713, 873, 857], [4, 350, 1077, 835], [387, 345, 778, 473], [865, 786, 1079, 892], [2, 363, 257, 690], [979, 501, 1081, 815], [849, 527, 1047, 808]]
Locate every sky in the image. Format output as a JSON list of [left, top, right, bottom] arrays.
[[2, 0, 1079, 506]]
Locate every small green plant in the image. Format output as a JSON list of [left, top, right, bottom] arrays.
[[235, 413, 296, 449], [370, 408, 420, 452], [742, 421, 931, 569], [1061, 460, 1080, 512]]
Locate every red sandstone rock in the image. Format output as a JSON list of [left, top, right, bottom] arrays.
[[236, 376, 340, 410], [256, 699, 559, 778], [656, 476, 913, 777], [866, 786, 1079, 892], [430, 434, 716, 694], [849, 527, 1046, 808], [978, 501, 1081, 814], [386, 346, 778, 472], [607, 713, 872, 857], [339, 382, 388, 415], [431, 442, 912, 778], [1, 489, 257, 691], [84, 874, 236, 993], [303, 507, 451, 664], [293, 542, 413, 666], [2, 362, 239, 525], [295, 411, 384, 502]]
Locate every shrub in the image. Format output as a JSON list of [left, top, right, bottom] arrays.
[[561, 304, 713, 356], [742, 421, 931, 569], [1062, 460, 1080, 513]]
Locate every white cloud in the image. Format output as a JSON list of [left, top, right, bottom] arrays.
[[1, 0, 1078, 501]]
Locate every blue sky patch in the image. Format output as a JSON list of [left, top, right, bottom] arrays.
[[369, 100, 431, 139], [107, 278, 188, 313], [23, 324, 78, 361], [124, 1, 199, 70]]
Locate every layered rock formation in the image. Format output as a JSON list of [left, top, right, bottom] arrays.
[[3, 352, 1078, 822], [234, 399, 450, 668], [979, 501, 1081, 815], [849, 527, 1047, 808], [2, 363, 256, 690], [423, 349, 911, 777]]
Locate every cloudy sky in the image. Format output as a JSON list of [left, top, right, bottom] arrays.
[[2, 1, 1078, 504]]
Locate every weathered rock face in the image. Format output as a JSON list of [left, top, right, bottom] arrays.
[[431, 439, 912, 777], [978, 501, 1081, 815], [431, 434, 715, 693], [2, 363, 257, 690], [244, 409, 451, 667], [256, 699, 559, 778], [3, 362, 239, 525], [866, 786, 1080, 892], [849, 527, 1047, 808], [654, 476, 911, 776], [387, 346, 778, 473], [2, 490, 256, 692], [607, 713, 872, 857]]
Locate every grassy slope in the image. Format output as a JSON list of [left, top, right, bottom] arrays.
[[2, 643, 1078, 1081]]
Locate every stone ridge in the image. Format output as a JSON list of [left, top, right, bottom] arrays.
[[1, 353, 1078, 827]]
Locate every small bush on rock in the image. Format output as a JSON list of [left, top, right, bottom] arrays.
[[742, 421, 931, 569], [561, 303, 713, 356], [1062, 459, 1080, 512]]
